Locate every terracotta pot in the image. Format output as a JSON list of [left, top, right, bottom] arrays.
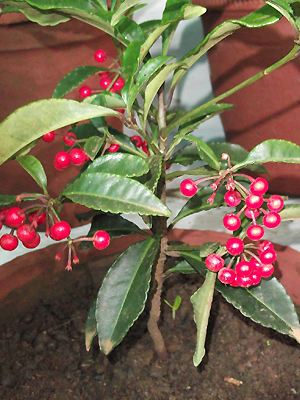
[[199, 0, 300, 196]]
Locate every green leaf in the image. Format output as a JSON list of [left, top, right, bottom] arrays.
[[162, 0, 206, 24], [111, 0, 140, 26], [53, 66, 106, 98], [87, 213, 142, 239], [0, 99, 119, 166], [183, 251, 300, 343], [96, 237, 160, 355], [170, 144, 199, 166], [85, 300, 97, 352], [145, 155, 163, 192], [199, 242, 219, 257], [122, 40, 143, 79], [115, 16, 145, 43], [17, 155, 47, 192], [233, 139, 300, 170], [89, 92, 126, 109], [84, 136, 104, 160], [63, 172, 171, 217], [72, 122, 102, 140], [167, 260, 196, 275], [84, 153, 149, 177], [107, 129, 146, 157], [172, 187, 224, 225], [280, 204, 300, 220], [0, 194, 16, 207], [166, 166, 216, 181], [191, 271, 216, 367], [186, 135, 220, 170], [139, 24, 170, 62]]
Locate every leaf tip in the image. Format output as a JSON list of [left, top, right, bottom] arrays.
[[101, 339, 114, 355], [291, 326, 300, 344]]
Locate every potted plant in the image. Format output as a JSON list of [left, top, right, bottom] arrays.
[[0, 0, 299, 368]]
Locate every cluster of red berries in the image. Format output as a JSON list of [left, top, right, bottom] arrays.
[[180, 153, 285, 288]]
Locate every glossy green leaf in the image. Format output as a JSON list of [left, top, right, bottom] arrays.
[[63, 172, 171, 217], [96, 238, 159, 354], [107, 129, 145, 157], [17, 155, 47, 192], [115, 16, 145, 43], [85, 300, 97, 352], [170, 144, 199, 166], [233, 140, 300, 170], [167, 260, 196, 275], [84, 136, 104, 160], [0, 99, 118, 166], [72, 122, 102, 140], [139, 24, 170, 62], [84, 153, 149, 177], [53, 66, 104, 98], [162, 0, 206, 24], [191, 271, 216, 367], [280, 204, 300, 220], [111, 0, 140, 26], [145, 155, 163, 192], [122, 40, 143, 79], [186, 135, 220, 170], [0, 194, 16, 207], [183, 4, 207, 20], [87, 213, 142, 239], [172, 187, 224, 225], [90, 92, 126, 109], [166, 166, 216, 181], [199, 242, 220, 257]]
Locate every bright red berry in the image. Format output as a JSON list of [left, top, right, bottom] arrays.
[[205, 254, 224, 272], [93, 230, 110, 250], [94, 48, 107, 63], [260, 249, 277, 265], [244, 207, 260, 219], [224, 190, 241, 207], [28, 212, 46, 226], [226, 237, 244, 256], [54, 151, 71, 170], [17, 224, 37, 244], [267, 195, 284, 212], [63, 132, 77, 146], [42, 131, 55, 143], [263, 212, 281, 229], [0, 234, 18, 251], [50, 221, 71, 241], [23, 233, 41, 249], [259, 263, 274, 278], [235, 260, 253, 277], [245, 194, 264, 209], [249, 177, 269, 196], [236, 274, 252, 288], [142, 142, 150, 155], [259, 240, 274, 253], [250, 269, 262, 286], [180, 179, 198, 197], [79, 85, 92, 99], [112, 77, 125, 92], [99, 76, 112, 90], [218, 268, 236, 285], [5, 207, 25, 228], [246, 224, 264, 241], [223, 214, 241, 231], [108, 143, 120, 153], [117, 108, 125, 114], [69, 148, 87, 166], [131, 135, 143, 147]]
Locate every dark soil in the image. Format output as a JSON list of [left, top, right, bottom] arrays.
[[0, 261, 299, 400]]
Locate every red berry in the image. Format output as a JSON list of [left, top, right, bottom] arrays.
[[99, 76, 112, 90], [69, 148, 87, 166], [246, 224, 264, 241], [54, 151, 71, 170], [244, 208, 260, 219], [230, 276, 239, 287], [17, 224, 37, 244], [236, 275, 252, 288], [205, 254, 224, 272], [5, 207, 25, 228], [99, 71, 109, 79], [0, 234, 18, 251], [50, 221, 71, 241], [131, 135, 143, 147], [42, 131, 55, 143], [245, 194, 264, 209], [250, 268, 262, 286], [267, 195, 284, 212], [23, 233, 41, 249], [0, 209, 8, 222], [28, 212, 46, 226], [79, 85, 92, 98], [94, 48, 107, 63], [63, 132, 77, 146], [260, 249, 277, 265], [0, 221, 2, 230], [258, 240, 274, 253], [235, 260, 253, 277], [223, 214, 241, 231], [224, 190, 241, 207], [180, 179, 198, 197], [249, 177, 269, 196], [108, 143, 120, 153], [259, 263, 274, 278], [112, 77, 125, 92], [226, 237, 244, 256], [117, 108, 125, 114], [218, 268, 236, 285], [263, 212, 281, 229], [93, 230, 110, 250]]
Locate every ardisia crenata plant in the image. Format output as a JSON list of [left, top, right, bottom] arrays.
[[1, 0, 300, 366]]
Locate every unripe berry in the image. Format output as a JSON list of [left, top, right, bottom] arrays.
[[50, 221, 71, 241], [42, 131, 55, 143], [54, 151, 71, 170], [260, 249, 277, 265], [69, 148, 87, 166], [263, 212, 281, 229], [63, 132, 77, 146], [17, 224, 37, 244], [246, 224, 264, 241], [235, 260, 253, 277], [224, 190, 241, 207], [5, 207, 25, 228], [244, 207, 260, 219], [205, 254, 224, 272], [218, 268, 236, 285], [131, 135, 143, 147], [0, 234, 18, 251], [267, 195, 284, 212], [112, 77, 125, 92], [249, 177, 269, 196], [245, 194, 264, 209], [79, 85, 92, 98], [23, 233, 41, 249], [223, 214, 241, 231], [180, 179, 198, 197], [93, 230, 110, 250], [99, 76, 112, 90], [108, 144, 120, 153], [226, 237, 244, 256], [94, 48, 107, 63]]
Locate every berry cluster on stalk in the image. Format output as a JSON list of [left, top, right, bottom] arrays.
[[180, 153, 285, 288]]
